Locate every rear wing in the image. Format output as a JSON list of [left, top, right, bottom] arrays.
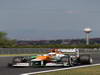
[[58, 48, 79, 57]]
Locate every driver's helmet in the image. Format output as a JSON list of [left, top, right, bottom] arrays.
[[48, 52, 56, 56]]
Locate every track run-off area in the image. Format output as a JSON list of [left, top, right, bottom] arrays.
[[0, 52, 100, 75]]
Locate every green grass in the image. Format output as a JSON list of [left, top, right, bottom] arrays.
[[35, 66, 100, 75]]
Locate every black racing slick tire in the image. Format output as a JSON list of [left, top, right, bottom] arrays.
[[12, 56, 27, 63], [79, 54, 93, 64]]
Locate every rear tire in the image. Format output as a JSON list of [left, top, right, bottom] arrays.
[[79, 54, 93, 64]]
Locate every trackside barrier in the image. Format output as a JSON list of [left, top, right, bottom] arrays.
[[0, 48, 100, 54], [0, 48, 48, 54]]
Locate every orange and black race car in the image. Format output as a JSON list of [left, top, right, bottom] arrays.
[[8, 48, 93, 67], [31, 48, 93, 67]]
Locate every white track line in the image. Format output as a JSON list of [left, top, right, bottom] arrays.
[[21, 64, 100, 75]]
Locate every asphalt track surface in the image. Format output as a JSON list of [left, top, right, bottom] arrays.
[[0, 53, 100, 75]]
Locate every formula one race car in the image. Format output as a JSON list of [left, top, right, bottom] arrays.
[[8, 48, 93, 67]]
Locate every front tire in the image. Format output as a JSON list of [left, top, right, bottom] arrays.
[[12, 56, 27, 63]]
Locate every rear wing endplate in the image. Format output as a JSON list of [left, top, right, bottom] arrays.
[[58, 48, 79, 57]]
